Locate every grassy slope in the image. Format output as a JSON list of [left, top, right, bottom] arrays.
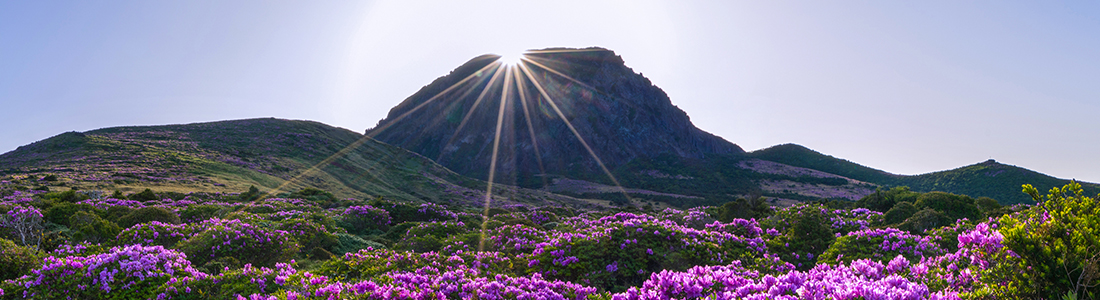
[[0, 118, 586, 208], [747, 144, 1099, 205]]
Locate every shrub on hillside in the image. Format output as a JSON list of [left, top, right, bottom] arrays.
[[337, 205, 391, 234], [277, 218, 337, 254], [883, 201, 917, 224], [43, 202, 100, 226], [987, 183, 1100, 297], [179, 218, 298, 268], [68, 211, 121, 244], [117, 206, 181, 228], [0, 238, 40, 281], [128, 188, 159, 201], [115, 221, 193, 248], [8, 244, 203, 300], [178, 204, 230, 223]]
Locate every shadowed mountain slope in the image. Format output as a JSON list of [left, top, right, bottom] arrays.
[[367, 48, 742, 187]]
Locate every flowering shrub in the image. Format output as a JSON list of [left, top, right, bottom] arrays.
[[0, 205, 43, 249], [116, 221, 194, 247], [608, 258, 960, 300], [179, 218, 298, 269], [818, 228, 944, 264], [316, 248, 515, 281], [395, 220, 469, 252], [277, 218, 336, 254], [10, 244, 205, 299], [526, 212, 767, 292], [117, 206, 181, 228], [338, 205, 391, 234]]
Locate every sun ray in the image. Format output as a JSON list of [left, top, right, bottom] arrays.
[[479, 66, 514, 252], [437, 63, 509, 162], [512, 62, 548, 187], [516, 63, 633, 204], [523, 55, 646, 113], [260, 60, 502, 199]]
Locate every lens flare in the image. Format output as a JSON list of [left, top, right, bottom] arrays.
[[496, 51, 525, 66]]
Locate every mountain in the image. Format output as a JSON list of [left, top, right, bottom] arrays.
[[745, 144, 1098, 205], [0, 118, 590, 208], [367, 48, 741, 186]]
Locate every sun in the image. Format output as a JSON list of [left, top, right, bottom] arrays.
[[496, 50, 526, 66]]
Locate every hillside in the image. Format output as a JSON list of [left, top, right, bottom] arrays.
[[0, 118, 590, 208], [745, 144, 1098, 204]]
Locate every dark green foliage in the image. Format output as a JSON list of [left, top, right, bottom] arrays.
[[707, 197, 773, 222], [69, 211, 121, 244], [766, 205, 835, 271], [281, 187, 337, 207], [914, 191, 981, 221], [110, 190, 125, 199], [40, 189, 86, 203], [883, 201, 917, 225], [278, 218, 337, 255], [394, 221, 467, 252], [897, 208, 951, 234], [382, 222, 419, 241], [486, 207, 509, 217], [129, 188, 159, 201], [238, 185, 261, 202], [0, 238, 40, 281], [102, 206, 134, 223], [42, 174, 58, 181], [975, 196, 1003, 219], [116, 206, 181, 228], [309, 247, 334, 260], [179, 204, 229, 222], [332, 233, 385, 255], [856, 186, 920, 213], [43, 203, 100, 226]]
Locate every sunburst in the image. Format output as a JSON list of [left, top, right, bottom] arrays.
[[266, 48, 632, 252]]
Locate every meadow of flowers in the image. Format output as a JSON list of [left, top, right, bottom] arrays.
[[0, 181, 1097, 299]]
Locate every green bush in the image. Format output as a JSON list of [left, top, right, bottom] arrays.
[[0, 238, 40, 281], [178, 219, 298, 268], [102, 206, 134, 223], [128, 188, 159, 201], [179, 204, 230, 222], [914, 191, 981, 221], [897, 208, 951, 234], [394, 220, 468, 252], [883, 201, 917, 225], [116, 206, 181, 228], [988, 183, 1100, 297], [332, 233, 385, 255], [69, 211, 121, 244], [43, 203, 101, 226], [278, 218, 337, 254], [765, 204, 835, 271]]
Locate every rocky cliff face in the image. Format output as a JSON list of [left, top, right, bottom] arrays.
[[367, 48, 741, 185]]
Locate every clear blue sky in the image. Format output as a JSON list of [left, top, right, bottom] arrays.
[[2, 1, 1098, 183]]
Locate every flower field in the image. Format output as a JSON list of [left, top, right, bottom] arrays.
[[0, 182, 1097, 299]]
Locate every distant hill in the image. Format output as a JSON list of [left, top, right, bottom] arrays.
[[0, 118, 589, 208], [367, 48, 741, 186], [745, 144, 1098, 205]]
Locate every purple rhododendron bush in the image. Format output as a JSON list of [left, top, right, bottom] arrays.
[[0, 183, 1097, 299]]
